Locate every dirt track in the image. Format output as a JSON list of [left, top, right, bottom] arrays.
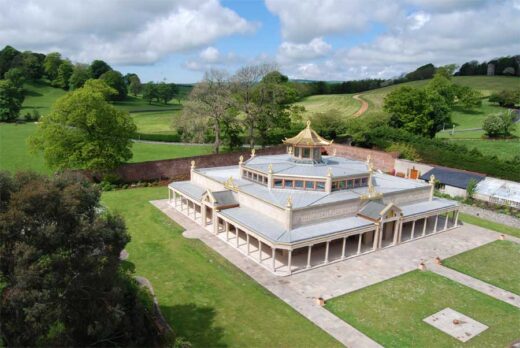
[[352, 94, 368, 117]]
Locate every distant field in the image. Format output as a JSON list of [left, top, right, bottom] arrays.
[[0, 123, 211, 174], [22, 80, 67, 116], [293, 94, 360, 118], [131, 110, 179, 135]]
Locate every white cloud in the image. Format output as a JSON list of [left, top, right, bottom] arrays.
[[0, 0, 257, 64], [200, 47, 220, 63], [277, 38, 332, 63], [407, 11, 431, 30], [265, 0, 402, 42]]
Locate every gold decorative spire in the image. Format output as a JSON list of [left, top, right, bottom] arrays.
[[268, 163, 273, 174], [327, 167, 333, 177], [332, 148, 337, 156], [283, 120, 333, 146], [288, 146, 293, 155], [286, 195, 293, 209], [239, 155, 244, 165], [429, 174, 436, 185], [360, 172, 383, 201], [191, 160, 196, 170], [251, 148, 256, 158], [224, 176, 239, 192]]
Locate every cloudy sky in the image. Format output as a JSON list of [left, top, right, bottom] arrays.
[[1, 0, 519, 83]]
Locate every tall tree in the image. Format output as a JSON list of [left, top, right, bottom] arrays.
[[0, 45, 21, 78], [182, 69, 235, 153], [142, 82, 159, 104], [232, 64, 275, 148], [99, 70, 127, 100], [4, 67, 26, 89], [69, 63, 91, 90], [128, 74, 142, 96], [20, 51, 44, 79], [89, 59, 112, 79], [157, 82, 177, 104], [0, 80, 24, 122], [43, 52, 63, 81], [0, 171, 160, 346], [30, 80, 136, 171], [52, 60, 74, 89]]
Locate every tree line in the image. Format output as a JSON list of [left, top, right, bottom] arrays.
[[457, 55, 520, 76]]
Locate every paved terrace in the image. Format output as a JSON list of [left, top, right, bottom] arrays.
[[152, 199, 508, 348]]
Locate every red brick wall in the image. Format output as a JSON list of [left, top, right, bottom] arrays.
[[329, 144, 397, 172], [112, 144, 397, 183]]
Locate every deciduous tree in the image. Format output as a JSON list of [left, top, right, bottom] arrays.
[[89, 59, 112, 79], [100, 70, 127, 100], [52, 60, 74, 89], [4, 67, 25, 88], [69, 63, 91, 90], [30, 80, 136, 171], [0, 80, 24, 122], [43, 52, 63, 81]]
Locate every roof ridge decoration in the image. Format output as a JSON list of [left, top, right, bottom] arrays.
[[360, 162, 383, 201], [282, 120, 333, 146], [224, 176, 239, 192]]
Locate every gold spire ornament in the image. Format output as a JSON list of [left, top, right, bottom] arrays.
[[251, 148, 256, 158], [283, 120, 333, 146], [286, 195, 293, 209], [327, 167, 333, 177], [224, 176, 239, 192], [360, 172, 383, 201], [332, 148, 337, 156], [239, 155, 244, 165], [268, 163, 273, 174], [191, 160, 196, 170], [288, 146, 293, 155]]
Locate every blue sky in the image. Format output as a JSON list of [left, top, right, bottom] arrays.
[[2, 0, 520, 83]]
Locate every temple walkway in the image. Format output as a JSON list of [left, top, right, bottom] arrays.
[[151, 199, 506, 348]]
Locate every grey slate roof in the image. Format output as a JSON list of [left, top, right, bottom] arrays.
[[357, 200, 387, 220], [195, 157, 429, 210], [400, 198, 458, 217], [219, 207, 374, 244], [169, 181, 206, 201], [420, 167, 485, 189], [212, 190, 238, 207]]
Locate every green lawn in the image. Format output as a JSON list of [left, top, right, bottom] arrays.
[[131, 110, 179, 135], [112, 96, 183, 113], [22, 80, 67, 116], [444, 241, 520, 295], [325, 270, 520, 348], [293, 94, 360, 118], [101, 187, 341, 348], [130, 142, 212, 163], [443, 139, 520, 160], [0, 123, 212, 173], [0, 123, 52, 174], [459, 213, 520, 238]]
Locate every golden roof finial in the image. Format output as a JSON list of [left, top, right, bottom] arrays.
[[239, 155, 244, 165], [288, 146, 293, 155], [306, 119, 311, 128], [361, 173, 383, 201], [268, 163, 273, 174], [332, 148, 337, 156], [429, 174, 436, 185], [251, 148, 256, 158], [286, 195, 293, 209], [327, 167, 333, 177], [191, 160, 196, 170], [224, 176, 239, 192], [283, 120, 332, 146]]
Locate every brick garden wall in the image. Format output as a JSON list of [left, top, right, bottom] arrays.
[[113, 144, 398, 183]]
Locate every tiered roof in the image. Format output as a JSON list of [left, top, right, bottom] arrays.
[[283, 120, 333, 146]]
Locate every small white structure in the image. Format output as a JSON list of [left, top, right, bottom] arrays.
[[168, 122, 460, 276], [475, 178, 520, 208]]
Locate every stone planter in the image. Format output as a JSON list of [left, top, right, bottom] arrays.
[[418, 262, 426, 271], [434, 257, 442, 265], [316, 297, 326, 306]]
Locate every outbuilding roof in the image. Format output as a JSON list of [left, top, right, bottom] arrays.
[[283, 120, 333, 146], [420, 167, 485, 189]]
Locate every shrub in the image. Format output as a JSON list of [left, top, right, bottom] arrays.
[[482, 114, 505, 137], [386, 142, 422, 161]]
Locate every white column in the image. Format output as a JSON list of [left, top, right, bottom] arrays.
[[341, 237, 346, 259], [324, 242, 330, 263], [444, 212, 449, 230], [272, 248, 276, 270], [378, 223, 385, 249], [288, 250, 292, 273], [246, 234, 250, 254], [455, 210, 459, 227], [357, 234, 363, 254], [236, 229, 240, 247], [225, 221, 229, 241], [186, 200, 190, 216], [422, 218, 427, 236], [433, 215, 439, 233], [307, 245, 312, 268], [258, 241, 262, 261], [411, 220, 416, 239]]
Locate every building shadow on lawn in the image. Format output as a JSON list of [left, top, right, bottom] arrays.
[[161, 303, 226, 348]]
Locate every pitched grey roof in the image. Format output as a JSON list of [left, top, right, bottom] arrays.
[[357, 200, 387, 220], [195, 161, 429, 210], [400, 198, 458, 217], [219, 207, 374, 244], [169, 181, 206, 201], [420, 167, 485, 189], [212, 190, 238, 207]]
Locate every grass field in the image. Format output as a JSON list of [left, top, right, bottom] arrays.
[[130, 142, 212, 163], [101, 187, 341, 348], [444, 240, 520, 295], [0, 123, 211, 173], [22, 80, 67, 116], [293, 94, 360, 118], [131, 111, 180, 135], [459, 213, 520, 238], [325, 270, 520, 348]]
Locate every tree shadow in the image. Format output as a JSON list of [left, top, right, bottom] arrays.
[[120, 260, 136, 273], [24, 89, 43, 97], [160, 303, 226, 348], [452, 105, 483, 115]]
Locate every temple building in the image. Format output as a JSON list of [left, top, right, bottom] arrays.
[[168, 121, 460, 276]]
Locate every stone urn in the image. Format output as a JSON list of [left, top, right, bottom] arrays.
[[418, 262, 426, 271], [434, 257, 442, 265], [316, 297, 325, 306]]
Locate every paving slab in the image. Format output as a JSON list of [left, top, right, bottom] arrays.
[[151, 199, 505, 348], [423, 308, 488, 342]]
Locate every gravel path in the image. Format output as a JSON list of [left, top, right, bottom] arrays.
[[352, 94, 369, 117]]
